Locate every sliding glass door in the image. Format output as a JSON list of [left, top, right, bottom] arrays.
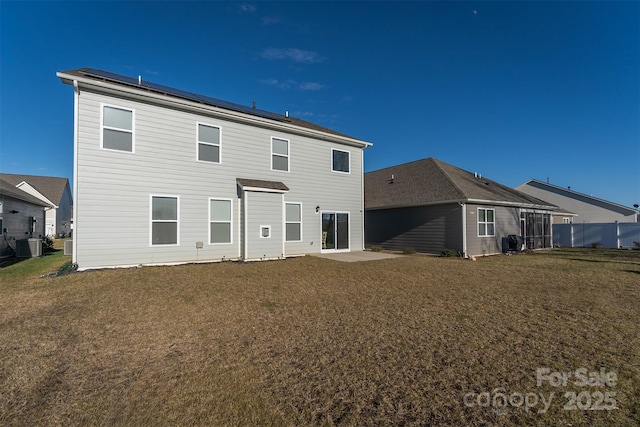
[[321, 212, 349, 251]]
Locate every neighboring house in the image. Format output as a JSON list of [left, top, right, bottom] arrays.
[[365, 158, 557, 257], [57, 68, 371, 270], [0, 173, 73, 237], [552, 208, 578, 225], [516, 179, 639, 223], [0, 178, 48, 259]]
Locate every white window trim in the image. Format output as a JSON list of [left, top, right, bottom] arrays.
[[150, 194, 180, 247], [285, 202, 303, 242], [477, 207, 495, 237], [331, 148, 350, 174], [208, 197, 233, 245], [271, 137, 290, 172], [260, 225, 271, 239], [196, 122, 222, 164], [101, 103, 135, 153]]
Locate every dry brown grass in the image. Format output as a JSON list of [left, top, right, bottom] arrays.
[[1, 248, 638, 426]]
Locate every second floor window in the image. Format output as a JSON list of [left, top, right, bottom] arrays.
[[198, 123, 221, 163], [102, 105, 134, 152], [332, 149, 350, 173], [272, 137, 289, 172]]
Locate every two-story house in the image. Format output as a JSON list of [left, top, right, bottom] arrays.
[[57, 68, 371, 271]]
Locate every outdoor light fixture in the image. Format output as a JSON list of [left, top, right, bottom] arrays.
[[315, 205, 320, 213]]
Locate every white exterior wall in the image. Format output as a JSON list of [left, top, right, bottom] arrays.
[[73, 88, 365, 269], [244, 191, 283, 260]]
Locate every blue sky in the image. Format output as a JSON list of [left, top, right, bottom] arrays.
[[1, 1, 638, 207]]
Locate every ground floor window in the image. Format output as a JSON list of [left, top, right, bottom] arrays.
[[285, 202, 302, 242], [209, 198, 232, 244], [478, 208, 495, 237], [151, 195, 178, 245]]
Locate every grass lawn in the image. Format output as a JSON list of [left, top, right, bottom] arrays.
[[1, 248, 638, 426]]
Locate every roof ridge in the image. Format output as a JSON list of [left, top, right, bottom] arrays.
[[525, 179, 635, 211], [430, 158, 467, 199]]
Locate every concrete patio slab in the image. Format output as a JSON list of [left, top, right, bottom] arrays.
[[311, 251, 404, 262]]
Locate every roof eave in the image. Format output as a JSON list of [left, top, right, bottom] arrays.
[[523, 179, 636, 214], [57, 71, 372, 149], [366, 198, 557, 211]]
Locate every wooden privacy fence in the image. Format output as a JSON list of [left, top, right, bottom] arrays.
[[553, 222, 640, 249]]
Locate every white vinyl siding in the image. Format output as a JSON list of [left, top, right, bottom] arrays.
[[332, 148, 350, 173], [209, 198, 232, 244], [102, 104, 134, 152], [70, 88, 366, 269], [151, 195, 179, 246], [271, 137, 289, 172], [197, 123, 221, 163], [285, 202, 302, 242], [478, 208, 495, 237]]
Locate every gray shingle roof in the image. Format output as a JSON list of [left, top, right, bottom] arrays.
[[0, 173, 69, 205], [518, 179, 637, 214], [365, 158, 556, 210], [0, 178, 51, 207]]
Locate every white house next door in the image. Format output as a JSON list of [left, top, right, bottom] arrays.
[[321, 211, 349, 252]]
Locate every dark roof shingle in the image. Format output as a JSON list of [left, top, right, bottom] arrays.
[[365, 158, 556, 209], [0, 178, 51, 207], [0, 173, 69, 205]]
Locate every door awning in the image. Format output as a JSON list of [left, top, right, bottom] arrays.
[[236, 178, 289, 193]]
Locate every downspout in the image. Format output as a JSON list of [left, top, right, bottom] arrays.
[[243, 191, 249, 261], [460, 202, 467, 257], [72, 80, 79, 265], [361, 148, 365, 250]]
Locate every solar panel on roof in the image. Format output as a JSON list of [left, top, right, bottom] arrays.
[[82, 68, 286, 122]]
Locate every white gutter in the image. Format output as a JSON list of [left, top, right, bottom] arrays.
[[57, 72, 372, 149], [367, 198, 556, 212]]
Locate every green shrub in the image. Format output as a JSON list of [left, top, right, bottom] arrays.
[[402, 247, 416, 255], [440, 248, 458, 257], [42, 236, 55, 253], [371, 245, 383, 252]]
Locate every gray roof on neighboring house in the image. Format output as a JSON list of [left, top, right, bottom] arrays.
[[554, 208, 578, 216], [0, 178, 51, 207], [0, 173, 70, 206], [365, 158, 556, 210], [517, 179, 637, 215]]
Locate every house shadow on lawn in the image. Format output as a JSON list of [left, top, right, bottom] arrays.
[[548, 248, 640, 266], [0, 249, 62, 269]]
